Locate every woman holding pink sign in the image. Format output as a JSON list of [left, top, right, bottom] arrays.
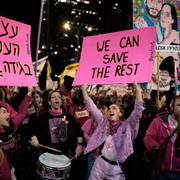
[[82, 81, 144, 180]]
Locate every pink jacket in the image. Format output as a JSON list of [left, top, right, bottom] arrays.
[[81, 117, 97, 143], [84, 97, 144, 163], [12, 95, 31, 129], [144, 112, 180, 172], [0, 95, 31, 154], [0, 151, 11, 180], [0, 95, 31, 132]]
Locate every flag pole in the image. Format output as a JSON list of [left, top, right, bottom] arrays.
[[156, 51, 160, 109], [35, 0, 45, 78], [34, 0, 45, 110]]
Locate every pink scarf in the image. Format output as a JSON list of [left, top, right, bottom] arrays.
[[49, 109, 63, 116], [109, 121, 121, 135]]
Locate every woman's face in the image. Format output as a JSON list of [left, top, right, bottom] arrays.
[[49, 92, 62, 110], [34, 94, 42, 106], [160, 5, 174, 28], [159, 70, 171, 82], [0, 107, 10, 127], [108, 104, 122, 122]]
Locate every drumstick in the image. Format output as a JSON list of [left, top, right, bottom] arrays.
[[70, 155, 76, 161], [64, 155, 76, 165], [38, 144, 62, 153], [28, 141, 62, 153]]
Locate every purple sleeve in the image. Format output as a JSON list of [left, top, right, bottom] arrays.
[[81, 119, 92, 142], [125, 101, 144, 140], [84, 96, 103, 124]]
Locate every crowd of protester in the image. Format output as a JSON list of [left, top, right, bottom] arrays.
[[0, 78, 180, 180]]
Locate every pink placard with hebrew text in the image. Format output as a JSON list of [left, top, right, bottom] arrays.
[[73, 27, 156, 86], [0, 16, 37, 86]]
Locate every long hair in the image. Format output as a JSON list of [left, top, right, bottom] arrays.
[[162, 3, 177, 30]]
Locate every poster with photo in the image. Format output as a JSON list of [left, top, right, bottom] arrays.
[[133, 0, 180, 91]]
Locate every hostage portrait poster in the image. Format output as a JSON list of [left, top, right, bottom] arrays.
[[133, 0, 180, 91]]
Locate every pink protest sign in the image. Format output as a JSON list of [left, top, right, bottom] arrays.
[[0, 16, 37, 86], [73, 26, 156, 86]]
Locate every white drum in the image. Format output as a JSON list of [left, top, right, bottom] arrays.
[[36, 152, 71, 180]]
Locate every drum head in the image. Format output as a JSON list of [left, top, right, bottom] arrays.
[[39, 153, 71, 168]]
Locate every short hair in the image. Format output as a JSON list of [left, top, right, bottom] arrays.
[[159, 56, 174, 77], [98, 98, 111, 108], [72, 89, 84, 107], [144, 0, 164, 4]]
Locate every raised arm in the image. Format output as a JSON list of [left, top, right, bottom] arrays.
[[12, 87, 33, 129], [124, 81, 144, 140], [82, 84, 104, 124], [134, 81, 143, 102], [82, 84, 89, 101]]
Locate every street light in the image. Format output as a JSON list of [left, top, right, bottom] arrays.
[[63, 21, 80, 53], [87, 26, 92, 32], [63, 22, 71, 30], [63, 21, 94, 56]]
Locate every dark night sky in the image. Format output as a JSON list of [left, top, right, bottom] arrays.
[[0, 0, 41, 61], [0, 0, 132, 77]]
